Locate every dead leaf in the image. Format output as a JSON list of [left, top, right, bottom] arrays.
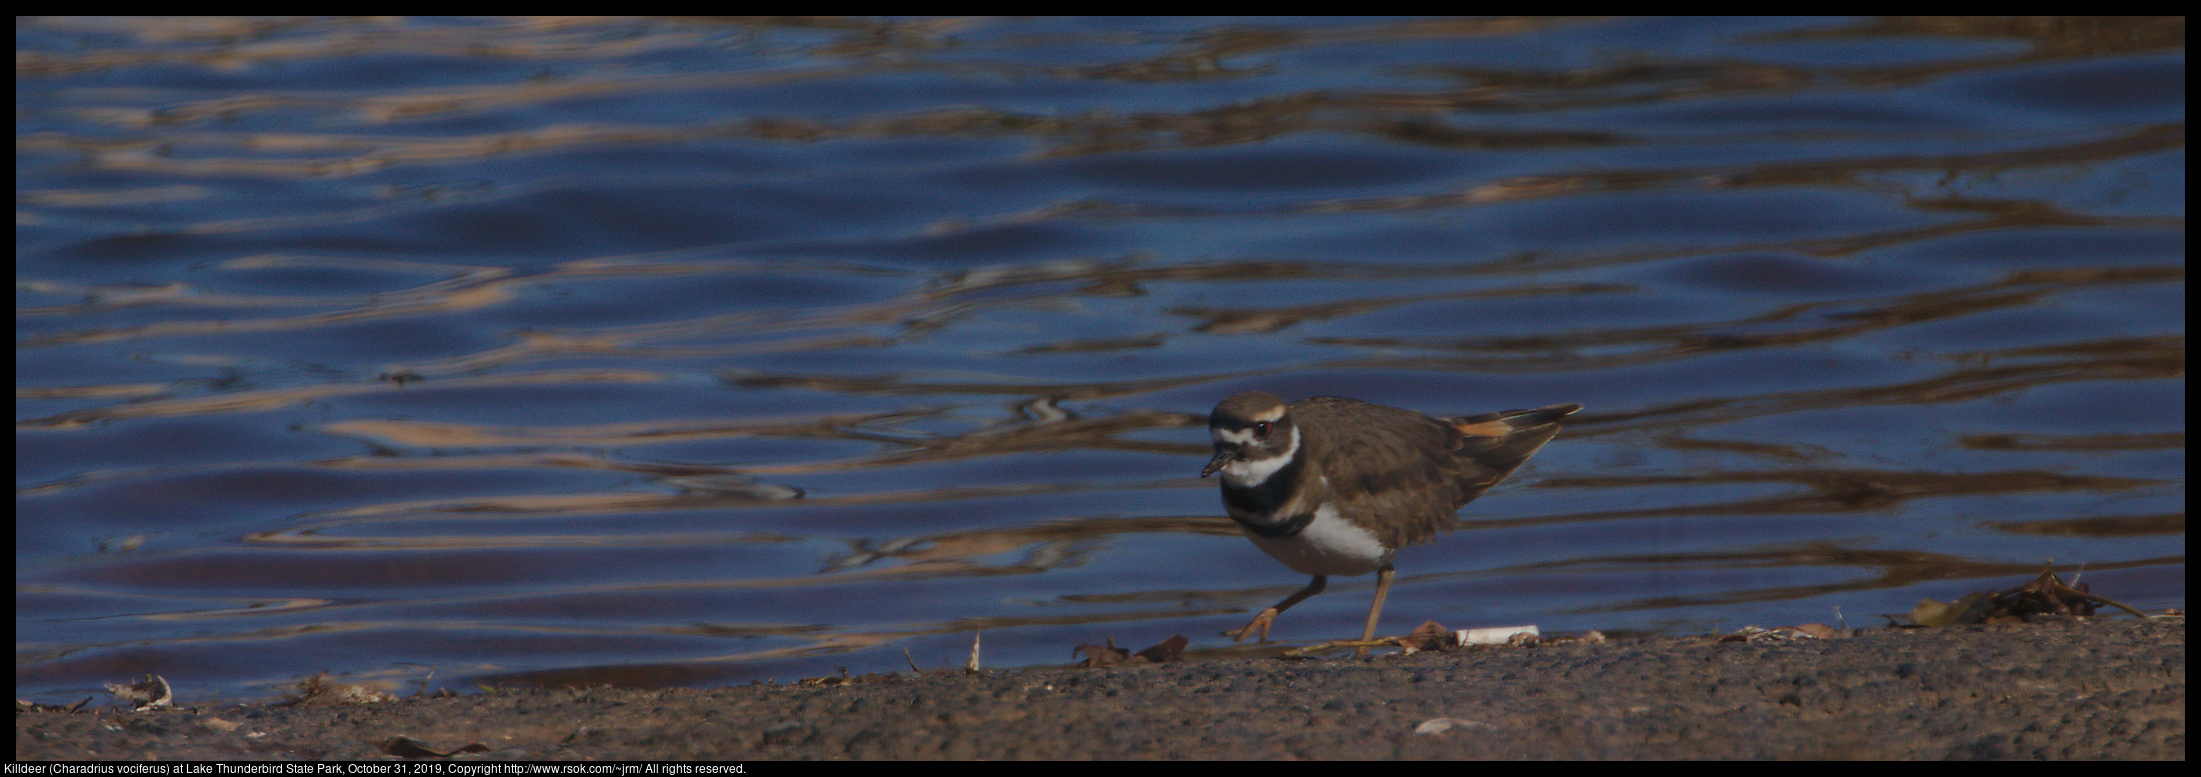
[[104, 675, 173, 710], [1903, 565, 2145, 627], [1074, 638, 1131, 668], [1132, 635, 1188, 663], [380, 736, 494, 759], [1396, 620, 1454, 651]]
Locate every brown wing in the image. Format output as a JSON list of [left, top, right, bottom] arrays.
[[1294, 398, 1578, 549], [1291, 397, 1478, 549]]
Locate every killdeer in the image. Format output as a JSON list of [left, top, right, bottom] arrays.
[[1202, 391, 1580, 652]]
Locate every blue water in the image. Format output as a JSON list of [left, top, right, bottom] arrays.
[[18, 16, 2184, 704]]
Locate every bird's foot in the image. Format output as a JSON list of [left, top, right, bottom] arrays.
[[1224, 608, 1281, 642]]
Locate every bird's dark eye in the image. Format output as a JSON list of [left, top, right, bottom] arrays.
[[1252, 421, 1271, 439]]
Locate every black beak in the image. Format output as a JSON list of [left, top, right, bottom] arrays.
[[1200, 446, 1237, 478]]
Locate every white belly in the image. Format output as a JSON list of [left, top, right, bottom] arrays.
[[1242, 503, 1391, 577]]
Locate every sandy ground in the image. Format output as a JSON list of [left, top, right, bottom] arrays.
[[16, 616, 2182, 760]]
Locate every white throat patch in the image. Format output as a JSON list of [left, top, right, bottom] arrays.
[[1215, 423, 1298, 487]]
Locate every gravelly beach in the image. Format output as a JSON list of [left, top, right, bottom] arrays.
[[16, 616, 2182, 760]]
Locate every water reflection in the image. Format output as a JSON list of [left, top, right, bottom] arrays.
[[17, 16, 2183, 704]]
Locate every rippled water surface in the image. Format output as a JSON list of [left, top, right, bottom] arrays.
[[18, 16, 2184, 704]]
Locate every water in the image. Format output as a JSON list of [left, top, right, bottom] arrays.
[[17, 16, 2184, 704]]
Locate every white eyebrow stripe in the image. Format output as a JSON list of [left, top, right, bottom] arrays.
[[1214, 427, 1260, 446]]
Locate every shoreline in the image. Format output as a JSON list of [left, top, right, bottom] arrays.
[[16, 616, 2183, 760]]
